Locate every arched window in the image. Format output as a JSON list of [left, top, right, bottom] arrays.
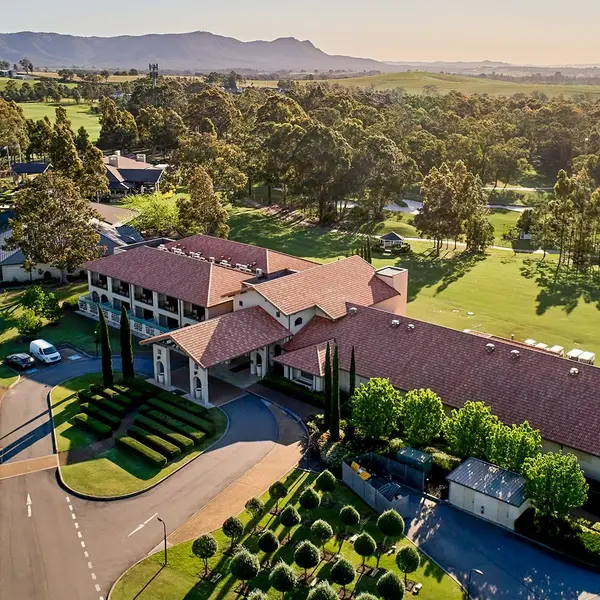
[[91, 291, 99, 303], [294, 317, 303, 327]]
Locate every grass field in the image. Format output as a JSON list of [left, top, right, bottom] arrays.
[[247, 71, 600, 98], [228, 205, 600, 357], [17, 101, 101, 140], [0, 364, 18, 388], [112, 469, 463, 600]]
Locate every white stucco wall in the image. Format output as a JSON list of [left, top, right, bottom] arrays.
[[1, 264, 62, 282]]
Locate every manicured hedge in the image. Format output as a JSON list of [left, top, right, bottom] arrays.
[[145, 409, 206, 444], [99, 388, 120, 401], [134, 414, 195, 451], [124, 389, 144, 403], [157, 391, 211, 418], [89, 384, 105, 396], [100, 398, 128, 417], [116, 436, 167, 468], [128, 425, 181, 459], [113, 393, 134, 409], [145, 398, 214, 434], [71, 413, 112, 438], [77, 389, 94, 403], [262, 374, 325, 408], [80, 403, 121, 428]]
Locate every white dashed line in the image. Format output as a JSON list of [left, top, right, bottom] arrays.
[[100, 596, 105, 600], [95, 584, 101, 592], [67, 500, 100, 600], [84, 551, 89, 558], [74, 522, 79, 529], [71, 513, 76, 520], [91, 573, 97, 581], [81, 541, 86, 548], [78, 531, 83, 539], [65, 496, 70, 503], [88, 561, 93, 569], [69, 505, 73, 511]]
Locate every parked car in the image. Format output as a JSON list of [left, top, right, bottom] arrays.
[[4, 353, 35, 370], [29, 340, 61, 364]]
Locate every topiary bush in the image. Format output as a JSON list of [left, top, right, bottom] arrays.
[[71, 412, 111, 438], [230, 548, 260, 583], [294, 540, 321, 579], [192, 534, 218, 576], [330, 557, 356, 592], [269, 561, 297, 598], [377, 509, 405, 548], [128, 425, 181, 459], [299, 487, 321, 511], [315, 470, 336, 493], [307, 581, 338, 600], [258, 529, 279, 557], [279, 505, 301, 540], [134, 414, 195, 450], [245, 497, 266, 522], [311, 519, 333, 551], [377, 571, 405, 600], [115, 436, 167, 467], [247, 590, 267, 600], [143, 409, 205, 444], [339, 505, 360, 533], [269, 481, 288, 512], [396, 545, 420, 585], [354, 532, 376, 567], [223, 516, 244, 550]]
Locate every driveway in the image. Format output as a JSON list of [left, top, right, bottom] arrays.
[[403, 492, 600, 599]]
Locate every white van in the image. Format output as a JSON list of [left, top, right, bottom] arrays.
[[29, 339, 61, 364]]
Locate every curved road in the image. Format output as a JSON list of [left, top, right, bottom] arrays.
[[0, 357, 280, 600]]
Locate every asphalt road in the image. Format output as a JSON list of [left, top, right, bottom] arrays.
[[0, 357, 279, 600]]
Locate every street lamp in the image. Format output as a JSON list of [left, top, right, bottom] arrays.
[[468, 568, 483, 600], [157, 516, 168, 566], [94, 325, 99, 358]]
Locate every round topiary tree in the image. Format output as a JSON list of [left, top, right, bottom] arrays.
[[192, 533, 218, 577], [355, 594, 378, 600], [315, 470, 337, 493], [395, 545, 420, 585], [248, 590, 268, 600], [307, 581, 338, 600], [311, 519, 333, 553], [377, 509, 405, 549], [269, 561, 297, 599], [258, 529, 279, 565], [377, 570, 405, 600], [299, 487, 321, 512], [354, 532, 376, 569], [330, 557, 356, 594], [339, 505, 360, 534], [223, 516, 244, 551], [280, 505, 301, 542], [269, 481, 288, 514], [245, 497, 266, 524], [294, 540, 321, 580], [230, 548, 260, 585]]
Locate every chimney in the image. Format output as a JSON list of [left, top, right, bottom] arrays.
[[375, 267, 408, 317], [136, 153, 146, 163], [108, 155, 119, 167], [115, 150, 121, 156]]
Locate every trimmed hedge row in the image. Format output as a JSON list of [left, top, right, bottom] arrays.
[[145, 398, 214, 434], [144, 409, 205, 444], [80, 403, 121, 428], [134, 414, 195, 451], [116, 436, 167, 468], [71, 413, 112, 438], [157, 391, 210, 418], [262, 373, 325, 408], [88, 395, 128, 417], [128, 425, 181, 459], [113, 393, 134, 409]]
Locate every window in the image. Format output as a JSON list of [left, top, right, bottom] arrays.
[[299, 371, 313, 382], [238, 300, 243, 307], [294, 317, 303, 326], [42, 346, 58, 355], [276, 311, 280, 318]]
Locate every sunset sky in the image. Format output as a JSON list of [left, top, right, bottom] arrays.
[[3, 0, 599, 65]]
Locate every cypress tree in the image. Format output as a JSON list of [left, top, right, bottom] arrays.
[[323, 342, 332, 430], [99, 308, 113, 388], [366, 241, 372, 264], [349, 346, 356, 400], [120, 305, 135, 381], [330, 345, 340, 442]]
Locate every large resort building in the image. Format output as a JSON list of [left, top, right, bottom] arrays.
[[79, 234, 600, 480]]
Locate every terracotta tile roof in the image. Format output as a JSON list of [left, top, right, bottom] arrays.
[[82, 246, 254, 307], [277, 304, 600, 458], [140, 306, 290, 368], [250, 256, 399, 318], [165, 234, 317, 275], [274, 339, 335, 377]]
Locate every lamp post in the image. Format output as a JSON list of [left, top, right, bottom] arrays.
[[468, 568, 483, 600], [94, 325, 99, 358], [157, 515, 168, 566]]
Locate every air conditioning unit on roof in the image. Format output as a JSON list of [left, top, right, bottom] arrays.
[[255, 268, 263, 277]]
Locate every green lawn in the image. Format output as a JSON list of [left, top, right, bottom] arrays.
[[0, 282, 122, 358], [227, 206, 600, 357], [52, 375, 229, 497], [17, 101, 101, 140], [112, 469, 463, 600], [0, 364, 19, 388]]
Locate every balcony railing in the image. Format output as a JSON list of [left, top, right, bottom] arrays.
[[134, 293, 153, 305], [91, 279, 108, 290], [112, 284, 130, 298]]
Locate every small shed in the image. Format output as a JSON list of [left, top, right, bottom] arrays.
[[447, 457, 529, 530], [380, 231, 405, 248]]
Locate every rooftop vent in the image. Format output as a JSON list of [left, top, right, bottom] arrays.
[[157, 244, 167, 251], [485, 343, 495, 353], [349, 307, 358, 316], [407, 323, 415, 331], [510, 350, 520, 360], [391, 319, 400, 328], [209, 257, 215, 263], [570, 367, 579, 377], [255, 268, 264, 277]]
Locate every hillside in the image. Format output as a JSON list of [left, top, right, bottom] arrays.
[[0, 31, 393, 72]]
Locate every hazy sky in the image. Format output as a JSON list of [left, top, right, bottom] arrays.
[[2, 0, 599, 65]]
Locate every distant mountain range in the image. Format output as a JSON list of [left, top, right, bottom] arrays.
[[0, 31, 397, 72]]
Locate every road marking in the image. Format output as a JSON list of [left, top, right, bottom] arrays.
[[95, 584, 101, 592], [91, 573, 97, 581], [69, 505, 73, 511], [78, 531, 82, 538], [88, 561, 93, 569], [26, 493, 32, 518], [128, 512, 159, 537], [71, 513, 76, 520], [84, 551, 89, 558], [100, 597, 104, 600], [143, 512, 159, 526], [74, 522, 79, 529], [65, 496, 70, 503], [81, 541, 86, 548]]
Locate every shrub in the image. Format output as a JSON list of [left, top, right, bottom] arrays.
[[124, 389, 144, 402], [400, 388, 445, 446], [269, 561, 297, 597], [16, 309, 42, 337], [424, 447, 461, 473], [248, 591, 267, 600], [115, 436, 167, 467], [280, 506, 301, 530], [144, 409, 206, 444], [351, 378, 401, 439], [157, 391, 211, 417], [134, 414, 194, 451], [77, 389, 94, 403], [71, 413, 111, 438], [99, 398, 128, 417], [299, 487, 320, 511], [99, 388, 120, 400], [230, 549, 260, 582], [223, 516, 244, 550], [262, 373, 324, 408], [395, 545, 420, 585], [330, 557, 355, 591], [355, 594, 378, 600], [307, 581, 337, 600], [354, 532, 376, 566], [339, 505, 360, 531], [20, 285, 46, 313], [258, 530, 279, 556], [377, 571, 405, 600], [145, 397, 214, 434], [245, 497, 265, 521], [315, 470, 336, 493], [294, 540, 320, 579], [269, 481, 287, 511], [377, 509, 405, 546], [80, 403, 120, 428], [41, 292, 62, 322], [128, 425, 181, 459], [113, 393, 134, 409], [192, 534, 218, 576], [311, 520, 333, 551], [89, 384, 104, 396]]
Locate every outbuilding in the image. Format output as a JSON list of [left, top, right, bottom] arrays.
[[379, 231, 405, 249], [447, 457, 529, 530]]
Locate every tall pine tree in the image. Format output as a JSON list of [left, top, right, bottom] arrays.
[[120, 305, 134, 381], [330, 345, 340, 442], [99, 308, 113, 388], [323, 342, 332, 430]]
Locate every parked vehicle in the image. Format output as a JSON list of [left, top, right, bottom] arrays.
[[29, 340, 61, 364], [4, 353, 35, 370]]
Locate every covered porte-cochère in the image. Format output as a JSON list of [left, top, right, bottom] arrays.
[[140, 306, 291, 406]]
